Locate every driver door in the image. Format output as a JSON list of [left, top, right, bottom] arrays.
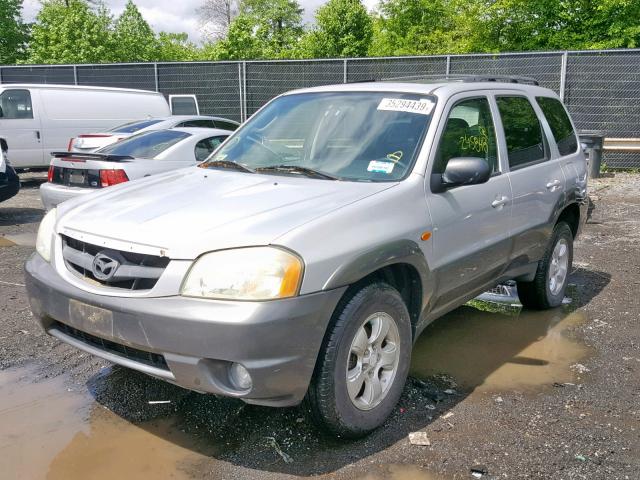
[[425, 93, 513, 313]]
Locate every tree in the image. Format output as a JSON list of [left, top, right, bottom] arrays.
[[156, 32, 199, 61], [0, 0, 29, 64], [369, 0, 460, 56], [301, 0, 372, 58], [27, 0, 115, 64], [197, 0, 239, 42], [113, 0, 157, 61], [209, 0, 304, 59]]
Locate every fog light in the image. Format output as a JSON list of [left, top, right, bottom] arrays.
[[229, 362, 252, 390]]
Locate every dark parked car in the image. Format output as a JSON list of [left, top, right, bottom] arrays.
[[0, 138, 20, 203]]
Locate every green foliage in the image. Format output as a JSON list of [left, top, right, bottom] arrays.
[[300, 0, 373, 58], [208, 0, 304, 59], [0, 0, 29, 64], [369, 0, 462, 56], [156, 33, 200, 61], [27, 0, 115, 64], [112, 0, 156, 61], [15, 0, 640, 65]]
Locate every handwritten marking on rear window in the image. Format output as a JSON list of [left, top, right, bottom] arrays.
[[377, 98, 435, 116]]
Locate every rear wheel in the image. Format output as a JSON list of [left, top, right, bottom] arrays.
[[517, 221, 573, 309], [306, 283, 412, 438]]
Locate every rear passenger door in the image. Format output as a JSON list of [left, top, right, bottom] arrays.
[[426, 93, 513, 311], [536, 96, 587, 207], [495, 94, 566, 265]]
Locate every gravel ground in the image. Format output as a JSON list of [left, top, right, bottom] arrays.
[[0, 172, 638, 479]]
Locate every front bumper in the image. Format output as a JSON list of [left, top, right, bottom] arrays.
[[39, 182, 96, 210], [25, 253, 346, 406]]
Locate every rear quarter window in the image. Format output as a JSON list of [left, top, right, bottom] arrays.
[[536, 97, 578, 156]]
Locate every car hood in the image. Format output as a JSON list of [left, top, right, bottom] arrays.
[[57, 167, 396, 259]]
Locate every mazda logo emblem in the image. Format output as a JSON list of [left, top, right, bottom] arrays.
[[92, 251, 120, 281]]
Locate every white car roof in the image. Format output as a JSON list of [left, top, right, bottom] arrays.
[[1, 83, 162, 95]]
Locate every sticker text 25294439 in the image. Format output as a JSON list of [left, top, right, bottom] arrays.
[[377, 98, 435, 116]]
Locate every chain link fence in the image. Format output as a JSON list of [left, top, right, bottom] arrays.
[[1, 49, 639, 167]]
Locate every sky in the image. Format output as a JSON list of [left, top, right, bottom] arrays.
[[22, 0, 379, 45]]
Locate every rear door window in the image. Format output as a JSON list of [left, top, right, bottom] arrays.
[[177, 119, 216, 128], [170, 96, 199, 115], [0, 89, 33, 119], [536, 97, 578, 156], [98, 130, 190, 159], [213, 120, 239, 131], [434, 97, 499, 174], [496, 96, 547, 169]]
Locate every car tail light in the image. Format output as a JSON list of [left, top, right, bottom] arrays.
[[47, 165, 54, 182], [99, 169, 129, 187]]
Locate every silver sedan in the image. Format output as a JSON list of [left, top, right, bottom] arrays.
[[40, 127, 230, 210]]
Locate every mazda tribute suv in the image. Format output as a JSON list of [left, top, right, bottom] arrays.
[[25, 78, 588, 437]]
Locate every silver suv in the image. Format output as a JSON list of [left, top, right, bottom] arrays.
[[25, 78, 588, 437]]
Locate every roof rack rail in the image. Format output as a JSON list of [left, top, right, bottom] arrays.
[[380, 74, 540, 86], [455, 75, 540, 86]]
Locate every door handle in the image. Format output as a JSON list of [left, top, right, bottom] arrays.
[[35, 130, 41, 141], [546, 179, 561, 190], [491, 196, 508, 209]]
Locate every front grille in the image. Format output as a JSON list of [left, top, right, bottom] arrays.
[[50, 166, 101, 188], [61, 235, 170, 290], [53, 321, 169, 371]]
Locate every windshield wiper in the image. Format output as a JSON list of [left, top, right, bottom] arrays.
[[255, 165, 339, 180], [202, 160, 255, 173]]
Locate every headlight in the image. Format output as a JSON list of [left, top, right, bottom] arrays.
[[181, 247, 303, 300], [36, 208, 57, 262]]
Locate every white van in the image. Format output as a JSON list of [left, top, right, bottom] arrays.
[[0, 84, 171, 169]]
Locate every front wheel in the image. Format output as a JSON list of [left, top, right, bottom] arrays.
[[517, 221, 574, 309], [306, 283, 412, 438]]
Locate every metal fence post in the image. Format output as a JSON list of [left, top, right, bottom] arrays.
[[343, 59, 348, 83], [242, 61, 247, 122], [153, 63, 159, 92], [73, 65, 78, 85], [237, 62, 244, 122], [559, 52, 568, 102], [0, 67, 3, 84], [446, 55, 451, 76]]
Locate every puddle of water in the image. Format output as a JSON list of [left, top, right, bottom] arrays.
[[0, 236, 16, 247], [2, 232, 37, 247], [0, 366, 214, 480], [411, 303, 588, 393], [358, 464, 449, 480]]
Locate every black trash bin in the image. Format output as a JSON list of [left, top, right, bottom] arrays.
[[579, 131, 604, 178]]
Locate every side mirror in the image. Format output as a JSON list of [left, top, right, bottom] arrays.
[[431, 157, 491, 193]]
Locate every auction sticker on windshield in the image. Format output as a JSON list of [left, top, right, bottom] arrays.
[[377, 98, 435, 116], [367, 160, 395, 174]]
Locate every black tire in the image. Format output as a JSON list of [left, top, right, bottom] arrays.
[[517, 221, 573, 310], [306, 282, 412, 438]]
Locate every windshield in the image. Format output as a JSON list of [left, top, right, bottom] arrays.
[[109, 119, 164, 134], [202, 92, 435, 181], [98, 130, 190, 158]]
